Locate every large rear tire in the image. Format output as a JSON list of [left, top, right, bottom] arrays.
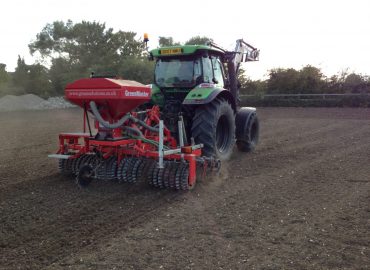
[[191, 98, 235, 161]]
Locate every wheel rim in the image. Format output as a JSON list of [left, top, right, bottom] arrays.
[[216, 115, 231, 153]]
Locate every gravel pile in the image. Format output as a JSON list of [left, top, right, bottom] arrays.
[[38, 97, 76, 110], [0, 94, 76, 112]]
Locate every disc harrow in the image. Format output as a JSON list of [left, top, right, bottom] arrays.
[[72, 154, 97, 175], [95, 156, 117, 181], [58, 158, 74, 175], [148, 161, 191, 190], [117, 157, 145, 183]]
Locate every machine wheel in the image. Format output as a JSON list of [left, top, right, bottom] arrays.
[[76, 164, 94, 187], [58, 158, 74, 175], [191, 98, 235, 161], [118, 157, 143, 183], [96, 156, 117, 181], [235, 109, 259, 152]]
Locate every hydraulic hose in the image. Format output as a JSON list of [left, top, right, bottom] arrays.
[[89, 101, 160, 132], [90, 101, 131, 129], [130, 117, 159, 133], [123, 126, 144, 138]]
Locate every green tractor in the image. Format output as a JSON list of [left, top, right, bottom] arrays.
[[147, 39, 260, 161]]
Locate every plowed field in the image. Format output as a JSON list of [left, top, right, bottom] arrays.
[[0, 108, 369, 269]]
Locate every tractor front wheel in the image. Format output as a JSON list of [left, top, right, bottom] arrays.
[[191, 98, 235, 161], [235, 108, 259, 152]]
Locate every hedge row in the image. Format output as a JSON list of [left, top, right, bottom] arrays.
[[240, 95, 370, 107]]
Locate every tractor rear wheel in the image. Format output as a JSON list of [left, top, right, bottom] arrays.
[[191, 98, 235, 161]]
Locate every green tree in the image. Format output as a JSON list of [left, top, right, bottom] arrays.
[[29, 20, 150, 95], [185, 36, 213, 45], [298, 65, 324, 94], [326, 69, 348, 93], [29, 21, 144, 67], [158, 36, 179, 47], [12, 56, 51, 97], [266, 66, 325, 94], [343, 73, 366, 93], [13, 56, 29, 90], [48, 57, 74, 95], [327, 71, 369, 94], [27, 64, 52, 97], [267, 68, 300, 94], [237, 68, 249, 87], [118, 56, 154, 84], [0, 64, 8, 84]]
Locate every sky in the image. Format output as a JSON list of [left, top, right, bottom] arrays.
[[1, 0, 369, 80]]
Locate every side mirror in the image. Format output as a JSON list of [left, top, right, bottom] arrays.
[[212, 78, 219, 84]]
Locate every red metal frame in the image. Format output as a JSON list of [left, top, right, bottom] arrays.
[[55, 77, 202, 187], [56, 106, 200, 186]]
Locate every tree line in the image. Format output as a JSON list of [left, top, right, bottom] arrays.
[[0, 20, 369, 98], [240, 66, 370, 96]]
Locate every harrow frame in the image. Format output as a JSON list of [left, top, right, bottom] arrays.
[[49, 105, 208, 189]]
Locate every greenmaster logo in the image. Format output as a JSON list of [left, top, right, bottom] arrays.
[[124, 90, 149, 97]]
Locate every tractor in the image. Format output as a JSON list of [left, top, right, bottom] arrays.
[[49, 37, 260, 190], [147, 38, 260, 160]]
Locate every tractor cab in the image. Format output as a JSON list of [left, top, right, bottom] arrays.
[[154, 53, 226, 89], [150, 45, 227, 96]]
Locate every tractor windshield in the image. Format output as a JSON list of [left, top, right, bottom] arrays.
[[155, 58, 201, 88]]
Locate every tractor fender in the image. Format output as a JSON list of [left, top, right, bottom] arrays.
[[183, 87, 236, 111]]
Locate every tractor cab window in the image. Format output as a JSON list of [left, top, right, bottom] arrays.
[[193, 59, 202, 83], [202, 56, 225, 88], [212, 57, 224, 88], [155, 58, 201, 88], [202, 57, 213, 83]]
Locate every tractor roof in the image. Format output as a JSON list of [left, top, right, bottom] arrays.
[[150, 44, 224, 58]]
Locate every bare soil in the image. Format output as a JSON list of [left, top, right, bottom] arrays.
[[0, 107, 369, 270]]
